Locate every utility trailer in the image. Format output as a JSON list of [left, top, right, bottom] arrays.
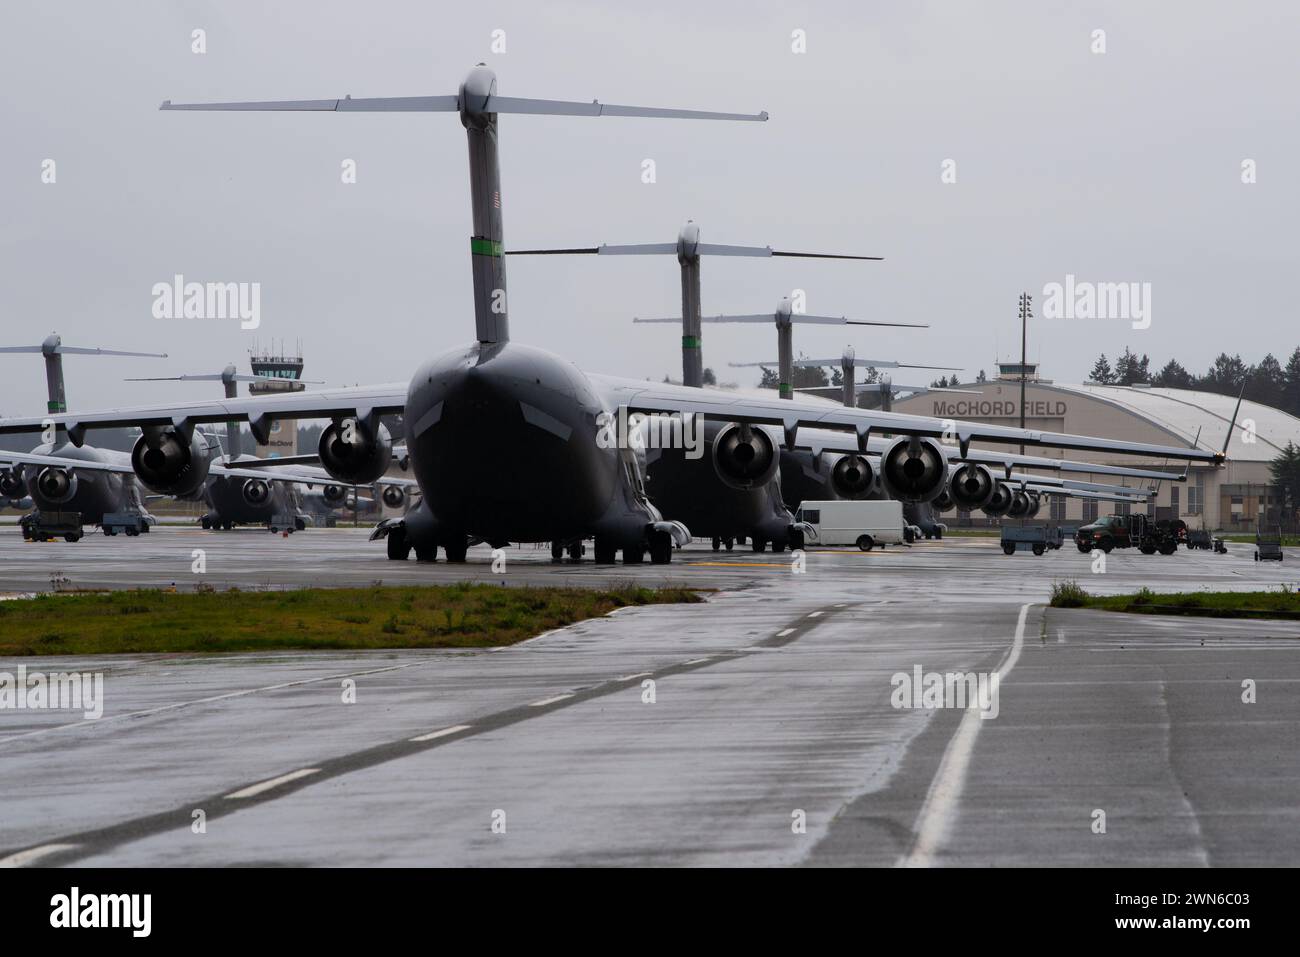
[[268, 513, 308, 534], [20, 510, 83, 542], [1000, 524, 1062, 556], [101, 511, 153, 536], [1255, 525, 1284, 562]]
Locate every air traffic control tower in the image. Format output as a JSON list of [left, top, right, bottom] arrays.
[[248, 342, 305, 459]]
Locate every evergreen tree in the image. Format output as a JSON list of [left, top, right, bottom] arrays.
[[1199, 353, 1248, 396], [1152, 358, 1193, 389], [1282, 347, 1300, 417], [1268, 442, 1300, 524], [702, 367, 717, 386], [1089, 354, 1114, 384], [1113, 347, 1152, 386], [975, 369, 987, 383], [1247, 354, 1284, 409]]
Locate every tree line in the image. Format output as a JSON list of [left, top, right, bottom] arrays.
[[1087, 347, 1300, 417]]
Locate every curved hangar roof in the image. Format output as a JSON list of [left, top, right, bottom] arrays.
[[1037, 384, 1300, 463]]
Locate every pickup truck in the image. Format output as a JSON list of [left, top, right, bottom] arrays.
[[1075, 514, 1178, 555]]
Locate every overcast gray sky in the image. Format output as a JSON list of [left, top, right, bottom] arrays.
[[2, 0, 1297, 414]]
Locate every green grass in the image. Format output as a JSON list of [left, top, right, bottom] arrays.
[[1048, 580, 1300, 620], [0, 583, 703, 656]]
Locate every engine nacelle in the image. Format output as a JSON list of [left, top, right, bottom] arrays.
[[0, 468, 24, 498], [1024, 492, 1042, 519], [242, 478, 271, 507], [132, 429, 211, 497], [879, 436, 949, 503], [830, 453, 876, 499], [948, 463, 996, 510], [1006, 488, 1032, 518], [931, 488, 955, 512], [323, 484, 348, 507], [711, 422, 779, 491], [981, 482, 1014, 517], [35, 467, 78, 504], [318, 419, 392, 485], [381, 485, 406, 509]]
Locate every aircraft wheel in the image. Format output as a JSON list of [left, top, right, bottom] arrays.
[[711, 537, 721, 552], [567, 541, 584, 562], [223, 522, 234, 531], [623, 547, 645, 564], [751, 540, 767, 553], [857, 535, 874, 552], [649, 533, 672, 565], [551, 541, 564, 562], [443, 538, 469, 563], [594, 538, 617, 564], [200, 517, 211, 530], [386, 528, 411, 561], [724, 538, 734, 552]]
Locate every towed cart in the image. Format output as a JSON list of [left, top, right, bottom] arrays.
[[101, 511, 153, 537], [1256, 525, 1284, 562], [1000, 524, 1062, 556]]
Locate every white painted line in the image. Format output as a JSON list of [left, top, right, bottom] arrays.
[[225, 768, 320, 800], [0, 664, 412, 746], [410, 724, 471, 743], [683, 657, 711, 665], [618, 672, 653, 682], [898, 602, 1029, 868], [835, 603, 848, 608], [529, 693, 574, 708], [0, 843, 78, 868], [776, 627, 796, 638], [808, 610, 824, 618]]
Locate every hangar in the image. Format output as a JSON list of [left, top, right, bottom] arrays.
[[889, 362, 1300, 533]]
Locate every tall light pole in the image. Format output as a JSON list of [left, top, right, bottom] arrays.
[[1018, 292, 1032, 455]]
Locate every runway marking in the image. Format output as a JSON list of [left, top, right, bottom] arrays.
[[618, 672, 653, 681], [689, 562, 785, 568], [0, 600, 855, 866], [409, 725, 472, 743], [529, 693, 575, 707], [225, 768, 321, 800], [777, 628, 796, 637], [898, 602, 1030, 868], [808, 611, 824, 618], [0, 843, 78, 868], [0, 664, 412, 746]]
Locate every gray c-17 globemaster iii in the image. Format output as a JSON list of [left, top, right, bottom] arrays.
[[0, 66, 1224, 564]]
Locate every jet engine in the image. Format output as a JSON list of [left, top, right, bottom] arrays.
[[381, 485, 406, 509], [242, 478, 271, 507], [1005, 488, 1032, 518], [323, 484, 349, 507], [131, 429, 212, 497], [711, 422, 778, 491], [830, 453, 876, 499], [35, 466, 78, 504], [318, 419, 392, 485], [948, 463, 996, 510], [879, 436, 948, 503], [0, 468, 24, 498], [981, 482, 1014, 517], [931, 487, 954, 512], [1024, 491, 1042, 519]]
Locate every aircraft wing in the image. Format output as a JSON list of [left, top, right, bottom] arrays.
[[592, 375, 1224, 464], [0, 448, 418, 490], [242, 463, 420, 489], [0, 384, 408, 446]]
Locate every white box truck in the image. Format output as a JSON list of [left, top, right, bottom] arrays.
[[796, 500, 907, 551]]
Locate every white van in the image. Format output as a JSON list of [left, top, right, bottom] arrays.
[[795, 500, 907, 551]]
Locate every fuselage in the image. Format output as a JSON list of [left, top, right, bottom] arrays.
[[404, 340, 661, 546], [24, 442, 136, 523]]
